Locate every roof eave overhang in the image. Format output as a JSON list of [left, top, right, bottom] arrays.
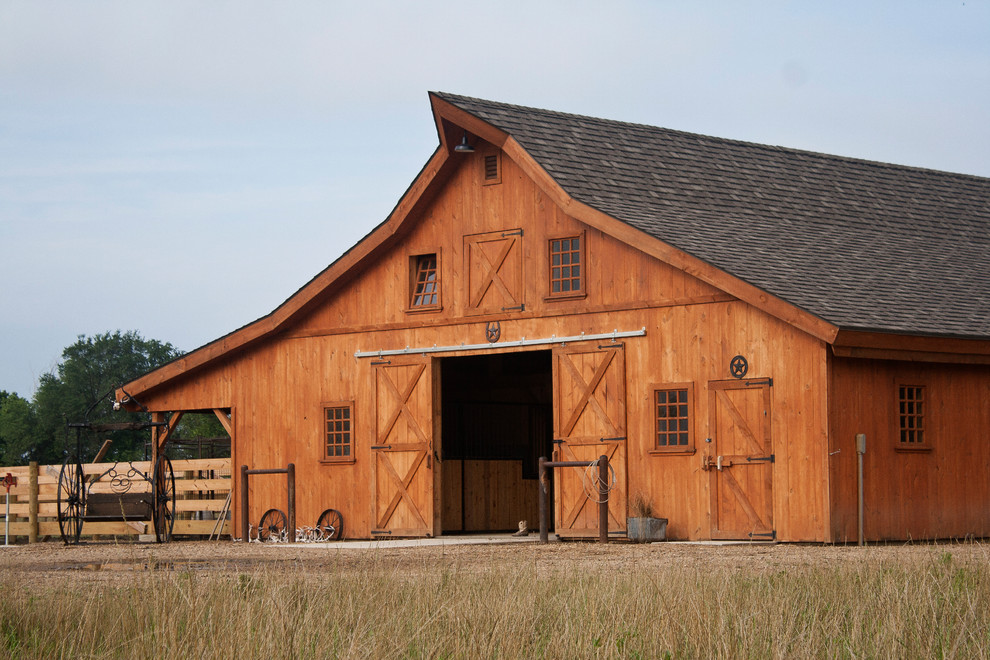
[[119, 93, 852, 407], [119, 96, 521, 406], [486, 131, 841, 345], [831, 329, 990, 364]]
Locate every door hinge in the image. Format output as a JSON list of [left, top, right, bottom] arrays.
[[502, 304, 525, 312], [502, 229, 524, 237], [747, 454, 775, 463], [371, 530, 392, 536], [749, 530, 776, 541], [745, 378, 773, 387], [370, 445, 392, 450]]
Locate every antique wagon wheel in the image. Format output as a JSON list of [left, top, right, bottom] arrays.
[[258, 508, 287, 542], [316, 508, 343, 541], [57, 459, 85, 545], [152, 454, 176, 543]]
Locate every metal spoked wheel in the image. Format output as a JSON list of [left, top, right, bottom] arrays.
[[258, 508, 287, 542], [316, 508, 343, 541], [152, 454, 176, 543], [57, 459, 85, 545]]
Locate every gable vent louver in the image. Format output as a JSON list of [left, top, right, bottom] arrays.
[[484, 155, 499, 180]]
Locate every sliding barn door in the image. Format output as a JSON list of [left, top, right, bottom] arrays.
[[552, 344, 627, 538], [708, 379, 774, 540], [372, 358, 437, 537]]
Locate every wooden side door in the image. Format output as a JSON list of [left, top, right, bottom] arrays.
[[372, 358, 437, 537], [552, 344, 627, 538], [464, 229, 524, 315], [707, 379, 774, 540]]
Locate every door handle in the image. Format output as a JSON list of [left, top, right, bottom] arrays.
[[716, 455, 723, 471]]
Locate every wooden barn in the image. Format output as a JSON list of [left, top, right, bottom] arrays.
[[118, 93, 990, 543]]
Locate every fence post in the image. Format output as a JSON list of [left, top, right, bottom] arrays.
[[240, 465, 249, 542], [538, 457, 548, 544], [598, 454, 609, 544], [287, 463, 296, 544], [28, 462, 38, 543]]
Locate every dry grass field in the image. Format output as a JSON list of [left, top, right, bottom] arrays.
[[1, 539, 988, 658]]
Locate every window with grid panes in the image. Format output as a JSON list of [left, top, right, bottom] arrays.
[[549, 236, 583, 296], [654, 387, 692, 451], [898, 385, 928, 449], [410, 254, 439, 308], [323, 404, 353, 462]]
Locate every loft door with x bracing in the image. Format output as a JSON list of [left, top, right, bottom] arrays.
[[371, 358, 438, 537], [706, 378, 775, 541], [464, 229, 525, 315], [552, 343, 628, 538]]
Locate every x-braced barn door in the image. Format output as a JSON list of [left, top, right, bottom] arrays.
[[707, 379, 774, 540], [552, 343, 627, 538], [464, 229, 524, 315], [372, 358, 437, 537]]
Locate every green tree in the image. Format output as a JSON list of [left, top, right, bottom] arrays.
[[0, 391, 39, 465], [26, 331, 182, 463]]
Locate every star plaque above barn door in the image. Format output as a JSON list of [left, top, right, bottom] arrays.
[[464, 229, 525, 315]]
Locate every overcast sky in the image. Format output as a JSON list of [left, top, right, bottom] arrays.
[[1, 1, 988, 398]]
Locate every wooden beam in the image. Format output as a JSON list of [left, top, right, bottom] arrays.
[[283, 293, 736, 341], [155, 411, 184, 452], [833, 330, 990, 356], [213, 409, 233, 436], [831, 345, 990, 365], [91, 439, 113, 464]]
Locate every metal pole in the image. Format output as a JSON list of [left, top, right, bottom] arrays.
[[598, 455, 609, 544], [856, 434, 866, 546], [538, 457, 548, 544], [240, 465, 249, 542], [287, 463, 296, 544]]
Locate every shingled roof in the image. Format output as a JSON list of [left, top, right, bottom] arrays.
[[435, 92, 990, 340]]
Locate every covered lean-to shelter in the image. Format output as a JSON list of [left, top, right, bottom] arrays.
[[118, 93, 990, 543]]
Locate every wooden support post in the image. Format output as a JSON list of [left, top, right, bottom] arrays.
[[28, 462, 38, 544], [240, 465, 249, 542], [598, 455, 609, 544], [151, 412, 164, 467], [538, 457, 548, 544]]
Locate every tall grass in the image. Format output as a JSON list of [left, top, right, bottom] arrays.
[[1, 548, 988, 658]]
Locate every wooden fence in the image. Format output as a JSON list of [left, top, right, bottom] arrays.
[[0, 458, 231, 542]]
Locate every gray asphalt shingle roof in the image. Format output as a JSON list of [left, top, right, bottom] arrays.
[[436, 92, 990, 339]]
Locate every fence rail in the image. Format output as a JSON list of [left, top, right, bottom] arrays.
[[1, 458, 231, 541]]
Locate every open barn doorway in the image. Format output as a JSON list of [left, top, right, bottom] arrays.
[[439, 350, 553, 534]]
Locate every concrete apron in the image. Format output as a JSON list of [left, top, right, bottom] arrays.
[[278, 533, 544, 549]]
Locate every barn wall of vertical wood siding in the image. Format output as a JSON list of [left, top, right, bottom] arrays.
[[131, 140, 833, 541], [828, 356, 990, 541]]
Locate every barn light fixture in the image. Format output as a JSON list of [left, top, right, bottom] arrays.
[[454, 131, 474, 153]]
